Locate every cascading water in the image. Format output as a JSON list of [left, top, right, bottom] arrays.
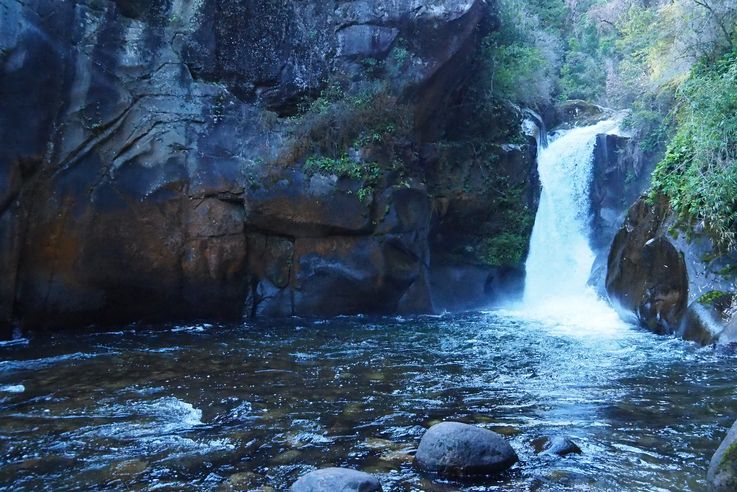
[[522, 118, 627, 330]]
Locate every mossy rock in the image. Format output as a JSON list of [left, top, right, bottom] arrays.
[[708, 420, 737, 491]]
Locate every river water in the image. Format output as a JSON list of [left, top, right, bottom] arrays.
[[1, 314, 736, 491]]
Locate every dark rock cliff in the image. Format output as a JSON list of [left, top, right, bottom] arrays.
[[1, 0, 538, 330], [588, 132, 657, 295], [606, 194, 737, 344]]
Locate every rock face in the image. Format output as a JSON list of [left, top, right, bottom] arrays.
[[587, 131, 658, 296], [708, 420, 737, 492], [590, 134, 655, 253], [605, 194, 737, 344], [679, 293, 735, 346], [425, 100, 540, 310], [606, 197, 689, 334], [290, 468, 382, 492], [414, 422, 518, 477], [0, 0, 540, 330]]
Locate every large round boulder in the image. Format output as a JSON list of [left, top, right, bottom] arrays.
[[708, 420, 737, 491], [289, 468, 382, 492], [414, 422, 518, 477]]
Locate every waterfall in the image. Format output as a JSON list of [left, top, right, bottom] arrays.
[[521, 118, 626, 330]]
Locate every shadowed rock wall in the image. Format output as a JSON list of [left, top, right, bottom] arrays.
[[1, 0, 539, 330]]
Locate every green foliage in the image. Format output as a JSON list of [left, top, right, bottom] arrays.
[[489, 42, 548, 104], [559, 19, 608, 102], [305, 155, 381, 203], [287, 81, 411, 161], [651, 49, 737, 248], [481, 186, 535, 268], [481, 233, 531, 268], [286, 81, 415, 203], [559, 49, 606, 101], [483, 0, 563, 106], [391, 47, 410, 64], [697, 290, 732, 306], [718, 263, 737, 277]]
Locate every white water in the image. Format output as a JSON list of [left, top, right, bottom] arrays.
[[521, 118, 627, 332]]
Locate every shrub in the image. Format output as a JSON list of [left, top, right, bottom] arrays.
[[304, 155, 381, 203]]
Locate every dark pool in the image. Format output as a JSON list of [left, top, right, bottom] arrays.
[[1, 311, 736, 491]]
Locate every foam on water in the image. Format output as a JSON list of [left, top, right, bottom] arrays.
[[0, 384, 25, 393]]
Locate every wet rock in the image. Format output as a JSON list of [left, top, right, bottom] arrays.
[[244, 170, 372, 238], [414, 422, 518, 477], [289, 468, 382, 492], [532, 436, 582, 457], [223, 471, 265, 491], [552, 100, 610, 130], [424, 135, 540, 310], [588, 133, 656, 295], [270, 450, 302, 465], [606, 196, 689, 334], [678, 292, 734, 346], [291, 235, 426, 317], [708, 420, 737, 492]]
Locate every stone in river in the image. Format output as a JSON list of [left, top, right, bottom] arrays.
[[708, 419, 737, 492], [532, 436, 582, 456], [414, 422, 518, 477], [289, 467, 382, 492]]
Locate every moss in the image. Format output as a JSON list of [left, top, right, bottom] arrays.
[[720, 439, 737, 469], [718, 264, 737, 277], [480, 186, 535, 268], [304, 155, 381, 203], [481, 233, 530, 267], [697, 290, 732, 306]]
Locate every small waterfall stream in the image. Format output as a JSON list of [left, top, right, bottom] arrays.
[[522, 118, 626, 329]]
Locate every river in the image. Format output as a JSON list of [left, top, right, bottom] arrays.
[[1, 314, 736, 490]]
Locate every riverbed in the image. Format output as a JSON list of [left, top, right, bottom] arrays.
[[1, 311, 735, 491]]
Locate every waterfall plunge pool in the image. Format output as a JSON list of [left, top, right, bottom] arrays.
[[1, 313, 736, 491]]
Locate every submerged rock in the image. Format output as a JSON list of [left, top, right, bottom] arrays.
[[532, 436, 582, 457], [289, 468, 382, 492], [414, 422, 518, 477], [708, 420, 737, 492], [110, 459, 148, 479]]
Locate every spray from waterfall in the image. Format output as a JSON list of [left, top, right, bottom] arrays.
[[520, 118, 627, 331]]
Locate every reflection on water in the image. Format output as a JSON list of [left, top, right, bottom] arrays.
[[1, 312, 736, 491]]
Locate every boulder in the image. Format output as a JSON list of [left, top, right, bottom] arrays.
[[551, 100, 610, 130], [708, 420, 737, 492], [679, 291, 733, 345], [532, 436, 582, 457], [414, 422, 518, 477], [606, 196, 689, 334], [292, 235, 426, 317], [289, 468, 382, 492]]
